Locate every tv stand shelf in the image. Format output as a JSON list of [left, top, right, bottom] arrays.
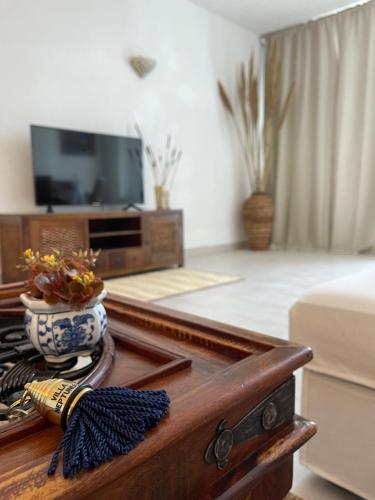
[[0, 210, 183, 283], [89, 230, 141, 238], [90, 233, 142, 250], [89, 217, 141, 233]]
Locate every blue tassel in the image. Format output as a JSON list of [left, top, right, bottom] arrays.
[[47, 386, 170, 478]]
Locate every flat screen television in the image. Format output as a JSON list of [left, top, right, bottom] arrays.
[[31, 125, 144, 208]]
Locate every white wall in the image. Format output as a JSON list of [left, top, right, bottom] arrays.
[[0, 0, 258, 249]]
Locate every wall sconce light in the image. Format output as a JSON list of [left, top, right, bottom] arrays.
[[129, 56, 157, 78]]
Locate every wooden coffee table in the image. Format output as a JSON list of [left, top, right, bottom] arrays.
[[0, 284, 316, 499]]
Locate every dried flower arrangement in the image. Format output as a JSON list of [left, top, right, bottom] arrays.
[[218, 41, 295, 193], [134, 124, 183, 209], [18, 249, 104, 310]]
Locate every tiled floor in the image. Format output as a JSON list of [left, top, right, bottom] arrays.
[[158, 249, 374, 500]]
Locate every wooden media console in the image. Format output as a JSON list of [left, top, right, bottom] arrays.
[[0, 210, 183, 283]]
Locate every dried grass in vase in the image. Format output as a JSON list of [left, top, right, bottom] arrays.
[[135, 124, 183, 209]]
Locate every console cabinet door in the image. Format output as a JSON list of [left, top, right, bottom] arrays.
[[146, 212, 183, 266], [25, 218, 88, 256]]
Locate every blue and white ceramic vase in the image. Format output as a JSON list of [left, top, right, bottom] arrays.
[[20, 290, 107, 365]]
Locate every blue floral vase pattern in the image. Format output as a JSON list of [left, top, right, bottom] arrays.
[[21, 290, 107, 364]]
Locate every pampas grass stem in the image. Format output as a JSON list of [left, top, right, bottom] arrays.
[[218, 42, 294, 193]]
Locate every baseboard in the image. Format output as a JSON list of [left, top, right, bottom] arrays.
[[271, 243, 363, 255], [186, 241, 247, 257]]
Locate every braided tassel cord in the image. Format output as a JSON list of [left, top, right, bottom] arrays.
[[48, 386, 170, 478]]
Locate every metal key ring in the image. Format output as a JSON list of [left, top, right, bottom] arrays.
[[7, 394, 34, 420], [8, 407, 31, 420]]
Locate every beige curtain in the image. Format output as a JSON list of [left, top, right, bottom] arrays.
[[270, 2, 375, 252]]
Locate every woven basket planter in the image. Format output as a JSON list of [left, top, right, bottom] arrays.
[[243, 193, 274, 250]]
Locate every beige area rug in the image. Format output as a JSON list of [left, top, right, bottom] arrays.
[[285, 494, 303, 500], [104, 268, 241, 302]]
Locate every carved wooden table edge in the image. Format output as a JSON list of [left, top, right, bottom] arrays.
[[0, 282, 317, 500]]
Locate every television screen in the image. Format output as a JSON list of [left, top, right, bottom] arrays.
[[30, 125, 144, 207]]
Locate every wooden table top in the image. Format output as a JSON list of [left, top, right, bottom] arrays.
[[0, 284, 316, 500]]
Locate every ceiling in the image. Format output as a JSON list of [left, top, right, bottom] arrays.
[[189, 0, 364, 34]]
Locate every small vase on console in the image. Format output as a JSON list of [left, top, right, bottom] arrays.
[[154, 185, 170, 210]]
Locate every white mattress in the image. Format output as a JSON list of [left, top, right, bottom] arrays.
[[290, 268, 375, 390], [301, 370, 375, 500]]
